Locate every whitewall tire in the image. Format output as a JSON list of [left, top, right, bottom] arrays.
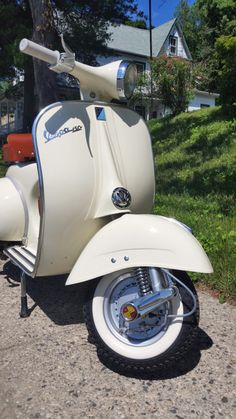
[[83, 269, 199, 376]]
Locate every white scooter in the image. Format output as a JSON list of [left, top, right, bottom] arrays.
[[0, 36, 213, 376]]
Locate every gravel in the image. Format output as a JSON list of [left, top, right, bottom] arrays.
[[0, 258, 235, 419]]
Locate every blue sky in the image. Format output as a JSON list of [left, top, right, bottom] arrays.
[[136, 0, 195, 27]]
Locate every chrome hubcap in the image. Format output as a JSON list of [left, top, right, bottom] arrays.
[[104, 273, 169, 346]]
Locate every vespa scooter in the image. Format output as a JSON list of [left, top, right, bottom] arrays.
[[0, 36, 213, 375]]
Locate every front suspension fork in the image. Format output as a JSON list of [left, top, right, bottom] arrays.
[[121, 267, 197, 322]]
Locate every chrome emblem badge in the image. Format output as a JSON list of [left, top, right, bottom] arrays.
[[112, 187, 131, 209]]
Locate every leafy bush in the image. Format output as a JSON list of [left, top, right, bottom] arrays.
[[151, 56, 194, 115]]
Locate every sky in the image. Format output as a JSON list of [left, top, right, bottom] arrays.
[[135, 0, 195, 27]]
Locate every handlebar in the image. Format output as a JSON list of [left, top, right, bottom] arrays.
[[19, 38, 59, 65], [19, 37, 122, 102]]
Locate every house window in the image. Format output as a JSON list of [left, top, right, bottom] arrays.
[[135, 105, 146, 119], [169, 36, 177, 55], [152, 110, 157, 119], [200, 104, 210, 108], [135, 61, 146, 75]]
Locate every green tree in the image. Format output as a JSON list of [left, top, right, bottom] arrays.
[[175, 0, 236, 97], [125, 19, 147, 29], [215, 35, 236, 105], [196, 0, 236, 40], [195, 0, 236, 95], [151, 56, 193, 115]]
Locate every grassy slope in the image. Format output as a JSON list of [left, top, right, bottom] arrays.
[[149, 106, 236, 299]]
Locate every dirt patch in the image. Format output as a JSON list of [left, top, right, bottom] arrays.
[[196, 281, 236, 306]]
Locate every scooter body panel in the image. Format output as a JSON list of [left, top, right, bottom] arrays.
[[6, 163, 40, 248], [66, 213, 213, 285], [0, 176, 25, 241], [30, 100, 154, 276]]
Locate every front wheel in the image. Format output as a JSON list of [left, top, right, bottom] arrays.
[[83, 269, 199, 376]]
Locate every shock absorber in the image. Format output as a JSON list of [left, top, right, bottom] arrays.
[[135, 267, 152, 296]]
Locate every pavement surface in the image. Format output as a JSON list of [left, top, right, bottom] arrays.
[[0, 257, 235, 419]]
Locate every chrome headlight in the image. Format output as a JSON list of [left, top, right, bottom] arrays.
[[117, 61, 137, 100]]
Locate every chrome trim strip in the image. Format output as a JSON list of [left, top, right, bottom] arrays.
[[10, 247, 35, 265], [4, 247, 34, 274]]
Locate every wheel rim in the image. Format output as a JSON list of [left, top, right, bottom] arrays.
[[92, 269, 184, 360], [104, 272, 168, 346]]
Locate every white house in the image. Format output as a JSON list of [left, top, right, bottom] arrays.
[[188, 89, 219, 111]]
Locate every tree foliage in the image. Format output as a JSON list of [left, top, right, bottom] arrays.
[[151, 56, 193, 116], [196, 0, 236, 39], [124, 19, 147, 29], [0, 1, 31, 78], [215, 35, 236, 105], [174, 0, 236, 103]]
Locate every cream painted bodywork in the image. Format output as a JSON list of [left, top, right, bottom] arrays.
[[6, 163, 40, 249], [3, 100, 154, 276], [33, 102, 154, 276], [66, 214, 213, 285], [0, 177, 25, 241], [70, 60, 124, 101]]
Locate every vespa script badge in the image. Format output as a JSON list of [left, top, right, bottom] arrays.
[[112, 187, 131, 209], [44, 125, 83, 143]]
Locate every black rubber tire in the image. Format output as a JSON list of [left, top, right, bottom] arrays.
[[83, 270, 199, 377]]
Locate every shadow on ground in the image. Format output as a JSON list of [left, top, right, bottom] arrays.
[[1, 261, 88, 325], [98, 326, 213, 380], [1, 260, 213, 380]]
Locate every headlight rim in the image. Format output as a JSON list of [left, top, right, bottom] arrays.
[[116, 60, 137, 101]]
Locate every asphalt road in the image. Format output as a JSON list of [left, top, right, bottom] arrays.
[[0, 257, 235, 419]]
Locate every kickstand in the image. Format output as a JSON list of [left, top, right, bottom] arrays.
[[20, 271, 29, 318]]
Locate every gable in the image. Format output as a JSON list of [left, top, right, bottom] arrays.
[[152, 18, 176, 56], [159, 23, 192, 59]]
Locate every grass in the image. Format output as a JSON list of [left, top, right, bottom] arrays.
[[149, 105, 236, 300]]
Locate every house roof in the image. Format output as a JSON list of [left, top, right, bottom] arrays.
[[194, 89, 219, 97], [107, 18, 181, 58]]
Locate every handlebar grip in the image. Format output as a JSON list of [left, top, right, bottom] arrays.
[[19, 38, 59, 65]]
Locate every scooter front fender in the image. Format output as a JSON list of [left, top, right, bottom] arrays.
[[66, 214, 213, 285]]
